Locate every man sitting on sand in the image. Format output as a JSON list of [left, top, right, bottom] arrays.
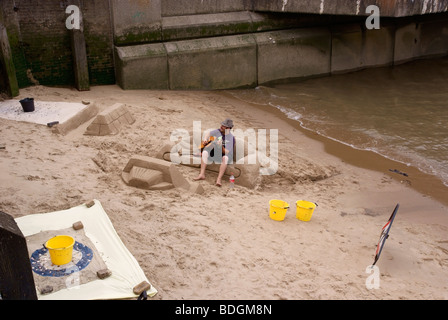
[[194, 119, 235, 187]]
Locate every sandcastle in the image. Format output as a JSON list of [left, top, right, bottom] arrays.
[[85, 103, 135, 136], [122, 155, 204, 194]]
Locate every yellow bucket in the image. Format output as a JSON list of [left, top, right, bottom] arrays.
[[45, 235, 75, 266], [269, 200, 289, 221], [296, 200, 317, 221]]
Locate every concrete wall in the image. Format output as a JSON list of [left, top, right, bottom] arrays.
[[114, 17, 448, 90], [2, 0, 448, 92], [91, 0, 448, 89]]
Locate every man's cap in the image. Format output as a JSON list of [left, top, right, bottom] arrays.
[[221, 118, 234, 128]]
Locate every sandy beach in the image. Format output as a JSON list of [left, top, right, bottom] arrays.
[[1, 84, 447, 300]]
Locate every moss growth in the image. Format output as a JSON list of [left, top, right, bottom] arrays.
[[115, 26, 162, 46]]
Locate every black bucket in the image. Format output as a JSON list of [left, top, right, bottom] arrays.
[[19, 98, 35, 112]]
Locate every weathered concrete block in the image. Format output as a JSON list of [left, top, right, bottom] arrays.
[[331, 24, 363, 74], [394, 22, 422, 64], [115, 43, 169, 90], [362, 25, 395, 68], [85, 103, 135, 136], [255, 28, 331, 85], [419, 19, 448, 58], [165, 34, 257, 90]]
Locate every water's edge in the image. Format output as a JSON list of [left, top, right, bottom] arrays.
[[222, 91, 448, 207]]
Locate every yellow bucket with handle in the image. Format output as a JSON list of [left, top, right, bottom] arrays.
[[45, 235, 75, 265], [296, 200, 317, 222], [269, 200, 290, 221]]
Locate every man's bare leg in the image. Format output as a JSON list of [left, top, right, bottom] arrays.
[[215, 156, 228, 186], [193, 150, 209, 181]]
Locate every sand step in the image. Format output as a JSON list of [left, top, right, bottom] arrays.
[[85, 103, 135, 136], [122, 155, 203, 194], [128, 166, 165, 189]]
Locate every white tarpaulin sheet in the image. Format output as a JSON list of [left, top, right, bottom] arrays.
[[0, 100, 88, 125], [15, 199, 157, 300]]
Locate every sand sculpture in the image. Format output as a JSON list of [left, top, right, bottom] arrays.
[[85, 103, 135, 136], [122, 155, 204, 194], [155, 134, 264, 189]]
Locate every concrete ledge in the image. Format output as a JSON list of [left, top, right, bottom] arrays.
[[256, 28, 331, 85], [84, 103, 135, 136], [162, 11, 253, 41], [115, 43, 168, 89], [161, 11, 310, 42], [165, 34, 257, 89]]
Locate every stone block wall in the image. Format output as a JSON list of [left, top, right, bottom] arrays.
[[114, 16, 448, 90]]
